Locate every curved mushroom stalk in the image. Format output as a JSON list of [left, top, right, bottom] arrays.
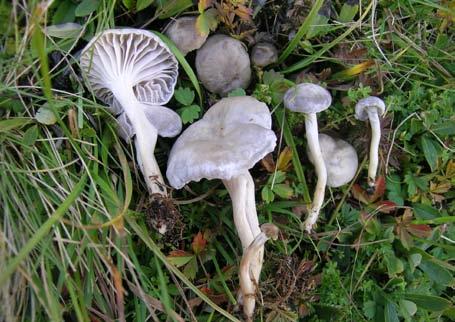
[[283, 83, 332, 233], [223, 171, 263, 285], [112, 86, 165, 195], [367, 109, 381, 188], [304, 113, 327, 233], [239, 223, 279, 321]]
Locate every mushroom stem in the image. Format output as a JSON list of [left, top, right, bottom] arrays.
[[223, 172, 256, 249], [367, 109, 381, 188], [223, 171, 265, 316], [112, 85, 167, 196], [239, 224, 279, 321], [304, 113, 327, 233]]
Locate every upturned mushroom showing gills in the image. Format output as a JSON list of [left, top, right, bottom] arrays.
[[196, 34, 251, 96], [283, 83, 332, 232], [355, 96, 386, 189], [308, 134, 358, 188], [166, 96, 276, 319], [80, 29, 180, 196], [239, 223, 279, 321]]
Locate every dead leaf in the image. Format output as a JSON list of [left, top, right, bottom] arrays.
[[192, 232, 207, 255]]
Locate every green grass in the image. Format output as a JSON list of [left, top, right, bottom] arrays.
[[0, 0, 454, 321]]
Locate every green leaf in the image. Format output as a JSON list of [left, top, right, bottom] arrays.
[[261, 185, 274, 203], [386, 175, 405, 206], [384, 302, 399, 322], [404, 173, 428, 196], [196, 12, 210, 36], [35, 107, 57, 125], [363, 300, 376, 319], [338, 1, 358, 22], [52, 0, 77, 24], [75, 0, 100, 17], [419, 259, 453, 285], [137, 0, 154, 11], [175, 87, 195, 106], [268, 171, 286, 184], [399, 300, 417, 317], [180, 105, 201, 124], [122, 0, 135, 10], [420, 136, 439, 171], [384, 253, 404, 276], [227, 88, 246, 97], [404, 294, 452, 312], [155, 0, 192, 19], [0, 118, 31, 133], [166, 255, 193, 268], [22, 125, 39, 146], [413, 203, 440, 220], [183, 257, 198, 280], [272, 184, 294, 199], [433, 121, 455, 136], [46, 23, 82, 39]]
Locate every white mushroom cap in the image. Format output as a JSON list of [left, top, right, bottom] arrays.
[[116, 103, 182, 142], [167, 96, 276, 189], [251, 43, 278, 67], [308, 134, 358, 187], [283, 83, 332, 114], [165, 17, 208, 55], [195, 34, 251, 96], [80, 28, 178, 106], [355, 96, 385, 121]]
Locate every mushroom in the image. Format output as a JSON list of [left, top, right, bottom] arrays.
[[80, 28, 179, 196], [283, 83, 332, 232], [355, 96, 385, 189], [195, 34, 251, 96], [239, 223, 279, 321], [251, 42, 278, 68], [164, 17, 208, 55], [166, 96, 276, 318], [308, 134, 358, 188]]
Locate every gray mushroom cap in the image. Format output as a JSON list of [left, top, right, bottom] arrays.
[[195, 34, 251, 96], [308, 134, 358, 187], [167, 96, 276, 189], [251, 43, 278, 67], [80, 28, 178, 106], [116, 103, 182, 142], [283, 83, 332, 114], [164, 17, 208, 55], [355, 96, 386, 121]]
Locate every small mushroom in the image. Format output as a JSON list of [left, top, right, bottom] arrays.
[[251, 42, 278, 67], [239, 223, 279, 321], [166, 96, 276, 319], [80, 29, 180, 196], [196, 34, 251, 96], [283, 83, 332, 232], [308, 134, 358, 187], [355, 96, 385, 189], [164, 17, 208, 55]]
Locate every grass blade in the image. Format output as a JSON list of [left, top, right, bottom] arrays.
[[0, 173, 88, 286], [127, 217, 241, 322], [277, 0, 324, 64]]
